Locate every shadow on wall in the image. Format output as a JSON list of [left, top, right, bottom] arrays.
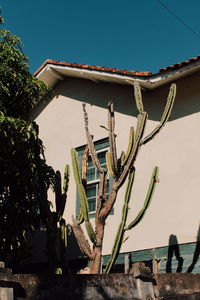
[[32, 71, 200, 122], [166, 234, 183, 273], [165, 225, 200, 273], [187, 224, 200, 273], [65, 224, 88, 273]]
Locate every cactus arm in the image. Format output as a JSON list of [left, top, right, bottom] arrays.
[[82, 144, 89, 187], [117, 151, 125, 174], [104, 169, 135, 273], [98, 171, 107, 202], [101, 112, 147, 218], [96, 171, 107, 219], [106, 151, 115, 177], [77, 183, 97, 244], [58, 194, 66, 221], [71, 148, 82, 184], [85, 221, 96, 245], [135, 112, 146, 142], [71, 148, 96, 244], [117, 112, 147, 189], [59, 218, 67, 248], [71, 216, 93, 259], [141, 83, 176, 145], [160, 83, 176, 125], [55, 171, 62, 220], [56, 164, 70, 219], [122, 127, 134, 167], [95, 172, 107, 247], [104, 222, 125, 274], [134, 81, 144, 113], [83, 103, 105, 173], [108, 101, 118, 176], [77, 184, 90, 218], [125, 166, 159, 230], [77, 208, 84, 224], [63, 164, 70, 194], [77, 145, 89, 224]]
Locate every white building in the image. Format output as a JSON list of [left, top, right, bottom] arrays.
[[33, 56, 200, 273]]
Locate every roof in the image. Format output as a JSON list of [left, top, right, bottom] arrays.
[[35, 54, 200, 90], [159, 55, 200, 73], [34, 59, 151, 77]]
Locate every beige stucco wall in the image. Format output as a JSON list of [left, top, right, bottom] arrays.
[[32, 73, 200, 256]]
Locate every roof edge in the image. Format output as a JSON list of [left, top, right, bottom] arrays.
[[34, 59, 152, 77]]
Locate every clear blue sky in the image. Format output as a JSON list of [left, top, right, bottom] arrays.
[[2, 0, 200, 74]]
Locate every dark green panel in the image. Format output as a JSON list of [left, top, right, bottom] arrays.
[[102, 242, 200, 274]]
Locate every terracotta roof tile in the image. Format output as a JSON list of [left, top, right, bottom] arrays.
[[35, 54, 200, 79], [35, 59, 151, 77], [159, 55, 200, 73]]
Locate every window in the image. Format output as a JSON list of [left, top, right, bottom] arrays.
[[86, 150, 109, 213], [76, 138, 113, 218]]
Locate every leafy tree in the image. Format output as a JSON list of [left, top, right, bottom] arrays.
[[0, 25, 50, 120], [0, 115, 55, 263], [0, 19, 55, 267]]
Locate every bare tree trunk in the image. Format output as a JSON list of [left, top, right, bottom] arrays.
[[90, 185, 118, 273], [90, 219, 105, 274]]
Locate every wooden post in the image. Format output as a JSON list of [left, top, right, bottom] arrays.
[[100, 256, 104, 274], [0, 288, 14, 300], [124, 255, 129, 273], [152, 248, 159, 274]]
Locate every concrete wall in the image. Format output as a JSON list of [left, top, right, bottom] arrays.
[[31, 71, 200, 258], [0, 268, 200, 300]]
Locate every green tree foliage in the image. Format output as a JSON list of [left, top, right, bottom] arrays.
[[0, 114, 55, 260], [0, 28, 50, 120], [0, 19, 55, 265]]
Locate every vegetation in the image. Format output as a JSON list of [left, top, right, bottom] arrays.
[[0, 115, 55, 265], [44, 165, 69, 274], [0, 18, 63, 269], [71, 82, 176, 274], [0, 27, 50, 120]]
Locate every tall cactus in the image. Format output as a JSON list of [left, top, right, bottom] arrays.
[[41, 164, 69, 274], [55, 165, 69, 273], [71, 82, 176, 274], [104, 166, 159, 273], [71, 148, 96, 244]]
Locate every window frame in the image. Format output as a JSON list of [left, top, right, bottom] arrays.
[[75, 137, 114, 219], [86, 147, 109, 214]]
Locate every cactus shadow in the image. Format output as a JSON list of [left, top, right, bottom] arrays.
[[166, 234, 183, 273], [32, 71, 200, 123], [187, 224, 200, 273], [55, 74, 200, 122]]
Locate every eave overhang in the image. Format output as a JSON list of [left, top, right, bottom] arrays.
[[35, 58, 200, 91]]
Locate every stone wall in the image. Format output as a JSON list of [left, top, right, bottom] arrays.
[[0, 266, 200, 300]]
